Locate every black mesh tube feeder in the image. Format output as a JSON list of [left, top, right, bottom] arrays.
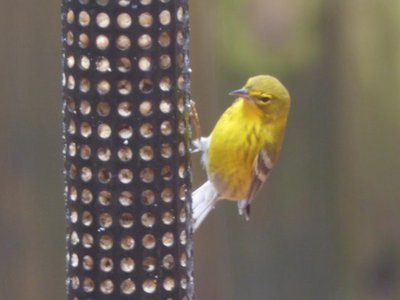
[[62, 0, 193, 299]]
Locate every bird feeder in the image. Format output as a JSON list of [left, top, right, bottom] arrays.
[[62, 0, 193, 298]]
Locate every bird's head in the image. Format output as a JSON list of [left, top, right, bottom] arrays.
[[229, 75, 290, 116]]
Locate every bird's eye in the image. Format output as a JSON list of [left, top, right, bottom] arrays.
[[259, 96, 271, 102]]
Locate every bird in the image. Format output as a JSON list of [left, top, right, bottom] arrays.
[[191, 75, 290, 232]]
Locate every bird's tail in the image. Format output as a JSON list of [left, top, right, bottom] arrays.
[[192, 180, 218, 232]]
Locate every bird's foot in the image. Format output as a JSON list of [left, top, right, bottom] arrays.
[[238, 200, 251, 221], [189, 99, 202, 141]]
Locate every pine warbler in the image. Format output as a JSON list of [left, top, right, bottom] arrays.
[[192, 75, 290, 231]]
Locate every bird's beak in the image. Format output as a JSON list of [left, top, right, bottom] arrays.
[[229, 88, 249, 98]]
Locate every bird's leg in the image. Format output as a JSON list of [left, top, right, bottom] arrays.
[[238, 200, 251, 221], [189, 99, 202, 140], [189, 99, 202, 152]]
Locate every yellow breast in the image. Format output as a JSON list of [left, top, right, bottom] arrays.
[[207, 99, 265, 200]]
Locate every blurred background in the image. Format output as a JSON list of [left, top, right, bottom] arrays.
[[0, 0, 399, 299]]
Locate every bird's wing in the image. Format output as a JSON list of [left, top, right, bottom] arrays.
[[239, 149, 274, 220]]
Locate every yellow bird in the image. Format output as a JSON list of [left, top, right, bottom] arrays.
[[192, 75, 291, 231]]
